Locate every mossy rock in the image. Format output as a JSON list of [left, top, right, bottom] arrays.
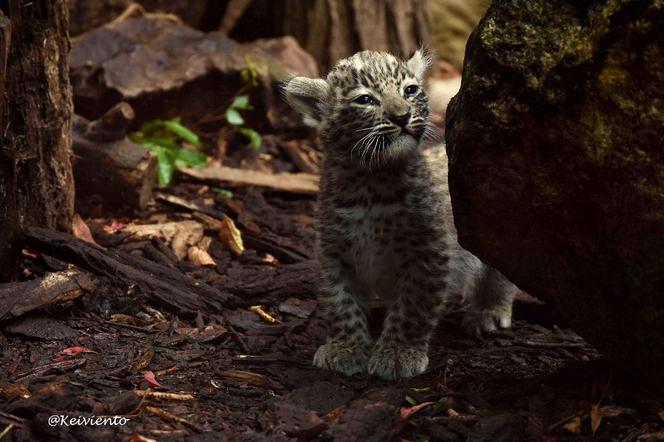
[[446, 0, 664, 391]]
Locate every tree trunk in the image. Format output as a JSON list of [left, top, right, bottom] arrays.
[[223, 0, 432, 71], [0, 0, 74, 281]]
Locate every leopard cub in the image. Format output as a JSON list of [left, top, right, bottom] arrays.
[[284, 50, 517, 380]]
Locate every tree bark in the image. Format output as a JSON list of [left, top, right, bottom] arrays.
[[0, 0, 74, 281], [223, 0, 432, 71], [285, 0, 432, 70]]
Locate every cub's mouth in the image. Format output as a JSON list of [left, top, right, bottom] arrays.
[[402, 125, 425, 139]]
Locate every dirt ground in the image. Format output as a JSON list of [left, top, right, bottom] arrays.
[[1, 179, 663, 442]]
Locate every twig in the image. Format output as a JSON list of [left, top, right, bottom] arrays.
[[0, 412, 25, 427], [0, 424, 14, 440], [218, 314, 251, 354], [518, 340, 587, 349], [103, 319, 152, 334], [145, 406, 203, 432], [135, 390, 195, 401]]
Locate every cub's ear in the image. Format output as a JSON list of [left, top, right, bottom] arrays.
[[282, 77, 330, 128], [407, 49, 432, 80]]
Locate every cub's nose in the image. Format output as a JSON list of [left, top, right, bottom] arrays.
[[389, 111, 411, 128]]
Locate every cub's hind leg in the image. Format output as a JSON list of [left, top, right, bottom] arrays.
[[313, 266, 372, 376], [464, 265, 516, 337]]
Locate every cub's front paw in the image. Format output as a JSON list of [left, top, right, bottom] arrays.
[[313, 341, 371, 376], [367, 344, 428, 380], [463, 304, 512, 337]]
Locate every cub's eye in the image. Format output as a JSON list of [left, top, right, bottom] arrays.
[[353, 94, 377, 105], [404, 84, 419, 97]]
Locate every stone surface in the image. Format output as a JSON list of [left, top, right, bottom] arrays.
[[446, 0, 664, 391], [70, 15, 317, 130]]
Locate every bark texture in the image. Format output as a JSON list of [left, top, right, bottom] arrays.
[[289, 0, 432, 70], [446, 0, 664, 390], [0, 0, 74, 281]]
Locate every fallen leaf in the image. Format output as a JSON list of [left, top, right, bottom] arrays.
[[177, 324, 227, 343], [262, 253, 278, 265], [590, 404, 602, 434], [72, 214, 99, 246], [219, 215, 244, 256], [400, 401, 435, 419], [187, 246, 216, 266], [103, 220, 126, 234], [53, 346, 96, 362], [219, 370, 281, 389], [144, 371, 162, 388], [122, 220, 203, 259], [563, 416, 582, 434], [131, 347, 155, 374]]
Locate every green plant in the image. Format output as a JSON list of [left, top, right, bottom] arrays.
[[222, 57, 262, 150], [130, 118, 207, 186]]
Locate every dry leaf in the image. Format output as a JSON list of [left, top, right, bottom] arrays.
[[262, 253, 278, 266], [103, 220, 126, 234], [177, 324, 227, 343], [400, 401, 435, 419], [590, 405, 602, 434], [198, 236, 212, 251], [219, 369, 281, 389], [144, 371, 162, 388], [219, 215, 244, 256], [72, 214, 99, 246], [187, 246, 216, 266], [53, 346, 96, 362], [122, 220, 203, 259], [563, 416, 582, 434]]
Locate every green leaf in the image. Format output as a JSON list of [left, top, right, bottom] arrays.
[[404, 395, 418, 406], [174, 148, 207, 168], [139, 138, 180, 150], [153, 146, 175, 186], [230, 95, 250, 110], [161, 120, 200, 146], [238, 128, 262, 149], [225, 108, 244, 126], [213, 188, 234, 199]]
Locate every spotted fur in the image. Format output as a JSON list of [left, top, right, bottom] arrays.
[[284, 50, 517, 380]]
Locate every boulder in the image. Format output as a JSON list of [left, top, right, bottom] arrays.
[[446, 0, 664, 391], [70, 13, 318, 130]]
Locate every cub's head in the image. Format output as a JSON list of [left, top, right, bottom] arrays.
[[283, 50, 431, 170]]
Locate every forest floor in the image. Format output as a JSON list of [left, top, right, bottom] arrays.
[[2, 179, 663, 441], [2, 13, 664, 442]]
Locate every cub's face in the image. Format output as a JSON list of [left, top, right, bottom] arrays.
[[284, 50, 431, 170]]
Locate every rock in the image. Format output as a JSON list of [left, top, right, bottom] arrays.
[[70, 14, 318, 130], [446, 0, 664, 391]]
